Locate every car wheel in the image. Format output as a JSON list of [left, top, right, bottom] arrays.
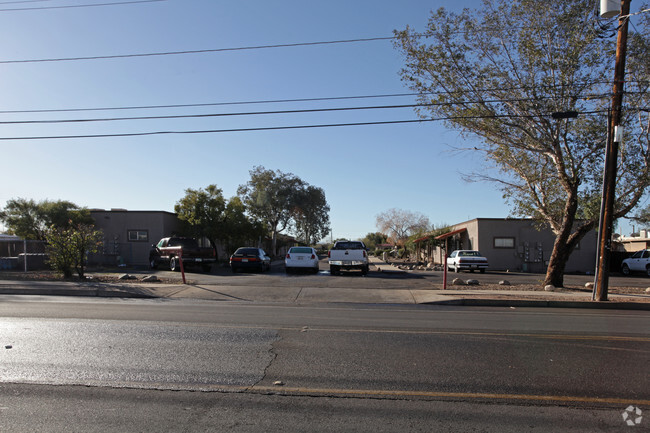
[[170, 256, 179, 272], [330, 266, 339, 276], [480, 268, 485, 274], [646, 265, 650, 277], [622, 264, 630, 276], [149, 257, 157, 270], [202, 264, 212, 273], [361, 265, 369, 276]]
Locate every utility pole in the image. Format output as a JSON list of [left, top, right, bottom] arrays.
[[593, 0, 631, 301]]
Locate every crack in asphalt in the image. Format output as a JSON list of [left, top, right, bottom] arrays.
[[249, 330, 281, 390]]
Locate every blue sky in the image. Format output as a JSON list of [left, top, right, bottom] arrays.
[[0, 0, 641, 240]]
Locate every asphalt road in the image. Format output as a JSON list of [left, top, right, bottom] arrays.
[[1, 296, 649, 432]]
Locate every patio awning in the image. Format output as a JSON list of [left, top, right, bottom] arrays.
[[434, 227, 467, 240], [413, 227, 467, 243]]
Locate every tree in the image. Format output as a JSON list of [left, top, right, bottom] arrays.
[[631, 204, 650, 228], [292, 185, 331, 245], [46, 223, 103, 278], [376, 208, 430, 248], [0, 198, 92, 240], [361, 232, 389, 250], [395, 0, 650, 287], [221, 196, 265, 255], [174, 185, 226, 259], [238, 166, 329, 254]]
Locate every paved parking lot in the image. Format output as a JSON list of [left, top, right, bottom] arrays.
[[144, 258, 650, 291]]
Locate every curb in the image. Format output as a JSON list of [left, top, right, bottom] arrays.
[[0, 288, 156, 299], [422, 298, 650, 310]]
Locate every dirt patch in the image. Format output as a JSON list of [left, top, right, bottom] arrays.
[[442, 283, 649, 296], [448, 293, 650, 303], [0, 270, 184, 285]]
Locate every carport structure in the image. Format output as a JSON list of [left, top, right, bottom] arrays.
[[413, 228, 467, 265]]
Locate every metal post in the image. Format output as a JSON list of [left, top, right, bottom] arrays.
[[442, 240, 448, 290], [593, 0, 631, 302], [179, 249, 186, 284], [23, 239, 27, 273]]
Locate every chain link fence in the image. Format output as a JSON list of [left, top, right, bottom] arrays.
[[0, 239, 48, 271]]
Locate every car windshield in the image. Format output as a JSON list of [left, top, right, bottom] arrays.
[[290, 247, 313, 254], [234, 248, 259, 257], [333, 242, 364, 250], [168, 238, 199, 249]]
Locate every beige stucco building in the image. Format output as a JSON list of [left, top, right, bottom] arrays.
[[415, 218, 598, 273], [614, 230, 650, 252], [89, 209, 180, 267]]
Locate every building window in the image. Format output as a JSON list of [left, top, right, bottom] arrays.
[[128, 230, 148, 242], [494, 237, 515, 249]]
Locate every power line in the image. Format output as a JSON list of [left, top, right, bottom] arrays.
[[0, 36, 395, 64], [0, 0, 51, 5], [0, 96, 613, 125], [0, 81, 627, 114], [0, 110, 607, 141], [0, 0, 164, 12], [0, 93, 419, 114]]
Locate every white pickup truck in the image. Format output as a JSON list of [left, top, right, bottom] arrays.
[[328, 240, 369, 276]]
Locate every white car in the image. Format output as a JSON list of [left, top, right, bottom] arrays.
[[285, 247, 320, 274], [621, 249, 650, 276], [447, 250, 489, 273]]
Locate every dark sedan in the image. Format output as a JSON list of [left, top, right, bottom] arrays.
[[229, 247, 271, 273]]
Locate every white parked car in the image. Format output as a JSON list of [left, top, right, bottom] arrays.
[[447, 250, 489, 273], [285, 247, 320, 274], [621, 249, 650, 276]]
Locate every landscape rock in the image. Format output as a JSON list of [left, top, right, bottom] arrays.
[[646, 287, 650, 293], [452, 278, 466, 286], [584, 282, 594, 289], [466, 279, 480, 286], [544, 285, 556, 292], [119, 274, 137, 280], [498, 280, 511, 286], [142, 275, 159, 282]]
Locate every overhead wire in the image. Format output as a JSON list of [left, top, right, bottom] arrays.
[[0, 0, 51, 5], [0, 110, 609, 141], [0, 82, 629, 114], [0, 95, 614, 125], [0, 0, 163, 12], [0, 36, 396, 64]]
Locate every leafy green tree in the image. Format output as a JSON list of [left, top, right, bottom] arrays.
[[395, 0, 650, 287], [221, 196, 265, 255], [631, 205, 650, 228], [292, 185, 331, 245], [239, 166, 325, 255], [46, 223, 103, 278], [0, 198, 92, 240], [361, 232, 389, 250], [174, 185, 226, 259]]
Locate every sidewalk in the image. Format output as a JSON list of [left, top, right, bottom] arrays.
[[0, 273, 649, 310]]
